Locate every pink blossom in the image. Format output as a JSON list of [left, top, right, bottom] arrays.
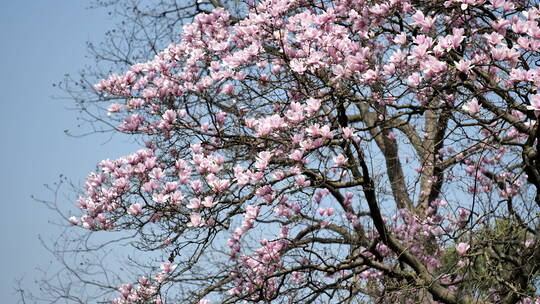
[[107, 103, 122, 115], [407, 72, 421, 87], [187, 198, 201, 210], [332, 65, 348, 79], [389, 49, 406, 64], [410, 44, 430, 61], [295, 175, 310, 186], [317, 207, 335, 216], [170, 191, 184, 206], [234, 167, 249, 186], [450, 28, 465, 48], [490, 0, 506, 9], [178, 109, 187, 118], [394, 32, 407, 45], [191, 180, 202, 193], [455, 242, 470, 256], [491, 18, 510, 33], [362, 69, 378, 82], [202, 196, 215, 208], [201, 122, 211, 131], [127, 203, 143, 216], [455, 59, 472, 73], [491, 46, 509, 60], [162, 109, 176, 124], [189, 213, 204, 227], [387, 131, 397, 141], [289, 149, 304, 162], [191, 143, 203, 153], [152, 193, 169, 204], [484, 32, 504, 45], [149, 168, 165, 180], [527, 94, 540, 116], [319, 125, 333, 139], [118, 114, 144, 132], [289, 59, 306, 74], [306, 98, 321, 115], [160, 261, 177, 273], [68, 216, 78, 226], [209, 178, 230, 193], [245, 205, 260, 220], [421, 57, 447, 77], [164, 181, 178, 192], [462, 99, 481, 116], [221, 83, 235, 95], [272, 170, 285, 180], [255, 114, 287, 137], [411, 11, 435, 31], [341, 127, 353, 139], [333, 154, 348, 166]]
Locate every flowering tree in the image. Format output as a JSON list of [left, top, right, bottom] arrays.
[[46, 0, 540, 303]]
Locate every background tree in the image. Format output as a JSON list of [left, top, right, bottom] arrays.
[[36, 0, 540, 303]]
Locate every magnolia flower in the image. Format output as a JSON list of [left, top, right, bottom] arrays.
[[290, 58, 306, 74], [255, 151, 272, 171], [68, 216, 78, 226], [161, 109, 176, 124], [209, 178, 230, 193], [319, 125, 333, 139], [152, 193, 169, 204], [462, 99, 481, 116], [407, 72, 421, 87], [455, 59, 472, 73], [191, 180, 202, 193], [484, 32, 504, 45], [387, 131, 397, 141], [127, 203, 143, 216], [490, 0, 506, 9], [317, 207, 335, 216], [149, 167, 165, 180], [455, 242, 470, 256], [160, 261, 177, 273], [526, 95, 540, 116], [202, 196, 215, 208], [295, 175, 310, 186], [178, 109, 187, 118], [306, 98, 321, 115], [341, 127, 353, 139], [394, 32, 407, 45], [411, 10, 435, 31], [187, 198, 201, 210], [333, 153, 348, 166], [107, 103, 122, 115], [245, 205, 260, 220], [272, 170, 285, 180], [188, 213, 204, 227], [289, 149, 304, 161], [221, 83, 235, 95], [191, 143, 203, 153], [362, 69, 378, 82], [456, 259, 467, 268]]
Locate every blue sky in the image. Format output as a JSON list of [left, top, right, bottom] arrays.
[[0, 2, 139, 302]]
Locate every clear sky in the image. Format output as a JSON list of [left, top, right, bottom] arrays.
[[0, 2, 138, 302]]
